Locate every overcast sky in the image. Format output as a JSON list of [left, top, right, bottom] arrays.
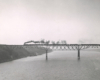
[[0, 0, 100, 44]]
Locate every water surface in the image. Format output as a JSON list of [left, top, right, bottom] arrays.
[[0, 51, 100, 80]]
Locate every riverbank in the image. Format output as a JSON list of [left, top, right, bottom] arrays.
[[0, 45, 52, 63]]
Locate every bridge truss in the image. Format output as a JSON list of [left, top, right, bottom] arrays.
[[24, 44, 100, 60]]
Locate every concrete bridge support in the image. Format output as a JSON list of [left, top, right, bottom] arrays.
[[78, 49, 80, 59], [46, 49, 48, 60]]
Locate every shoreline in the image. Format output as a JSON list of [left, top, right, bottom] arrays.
[[0, 45, 52, 63]]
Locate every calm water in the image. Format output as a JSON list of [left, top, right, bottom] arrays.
[[0, 51, 100, 80]]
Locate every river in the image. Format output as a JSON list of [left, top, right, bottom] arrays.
[[0, 51, 100, 80]]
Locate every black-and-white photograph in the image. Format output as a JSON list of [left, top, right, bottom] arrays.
[[0, 0, 100, 80]]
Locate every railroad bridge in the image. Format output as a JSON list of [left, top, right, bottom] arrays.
[[24, 42, 100, 60]]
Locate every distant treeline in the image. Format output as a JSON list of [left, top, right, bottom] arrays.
[[0, 45, 52, 63]]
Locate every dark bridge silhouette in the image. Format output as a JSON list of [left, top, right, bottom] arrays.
[[24, 42, 100, 60]]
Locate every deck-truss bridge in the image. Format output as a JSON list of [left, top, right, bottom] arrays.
[[24, 43, 100, 60]]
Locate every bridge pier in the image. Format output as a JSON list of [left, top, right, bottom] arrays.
[[46, 49, 48, 60], [78, 49, 80, 59]]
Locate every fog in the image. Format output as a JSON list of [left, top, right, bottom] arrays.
[[0, 0, 100, 44]]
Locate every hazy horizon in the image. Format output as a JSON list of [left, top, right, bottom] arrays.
[[0, 0, 100, 44]]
